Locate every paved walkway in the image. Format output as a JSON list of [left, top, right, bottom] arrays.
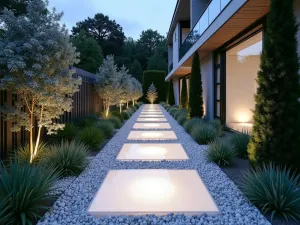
[[38, 104, 270, 225]]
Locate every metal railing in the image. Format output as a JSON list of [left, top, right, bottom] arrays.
[[179, 0, 231, 60]]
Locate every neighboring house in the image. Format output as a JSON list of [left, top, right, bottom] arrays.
[[166, 0, 300, 131]]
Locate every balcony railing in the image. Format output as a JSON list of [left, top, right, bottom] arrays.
[[179, 0, 231, 60], [168, 63, 173, 73]]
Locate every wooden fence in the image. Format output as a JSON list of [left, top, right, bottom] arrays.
[[0, 67, 102, 159]]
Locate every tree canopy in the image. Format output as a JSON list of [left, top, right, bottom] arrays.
[[0, 0, 81, 162], [0, 0, 29, 16], [72, 30, 103, 73], [71, 13, 125, 58]]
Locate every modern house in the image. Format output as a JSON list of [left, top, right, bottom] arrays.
[[166, 0, 300, 131]]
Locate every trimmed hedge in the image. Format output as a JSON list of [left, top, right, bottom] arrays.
[[142, 70, 167, 103]]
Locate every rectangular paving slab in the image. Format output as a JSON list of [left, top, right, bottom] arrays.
[[137, 118, 167, 122], [127, 131, 177, 140], [116, 143, 188, 161], [88, 170, 220, 216], [132, 123, 171, 129], [139, 114, 165, 118], [140, 111, 163, 114]]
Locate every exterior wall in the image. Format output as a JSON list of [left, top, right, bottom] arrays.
[[295, 0, 300, 59], [173, 23, 180, 68], [181, 28, 190, 44], [173, 78, 180, 105], [190, 0, 210, 28], [200, 53, 214, 120]]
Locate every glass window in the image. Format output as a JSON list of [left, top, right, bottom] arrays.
[[216, 102, 220, 117], [216, 68, 220, 83], [226, 32, 262, 124], [209, 0, 221, 24], [216, 84, 220, 100]]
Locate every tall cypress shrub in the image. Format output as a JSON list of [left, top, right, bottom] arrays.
[[248, 0, 300, 170], [180, 78, 188, 109], [168, 80, 175, 105], [189, 51, 203, 117]]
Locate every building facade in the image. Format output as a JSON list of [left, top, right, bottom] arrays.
[[166, 0, 300, 131]]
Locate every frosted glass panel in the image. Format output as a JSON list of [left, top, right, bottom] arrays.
[[209, 0, 221, 24], [221, 0, 230, 9]]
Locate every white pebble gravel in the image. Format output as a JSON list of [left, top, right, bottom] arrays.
[[38, 105, 271, 225]]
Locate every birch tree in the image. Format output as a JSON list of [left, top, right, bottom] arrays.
[[0, 0, 81, 163], [117, 66, 132, 112], [95, 55, 123, 117], [130, 77, 143, 106]]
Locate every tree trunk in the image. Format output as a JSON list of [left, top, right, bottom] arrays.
[[132, 99, 135, 106], [33, 106, 44, 159], [126, 101, 128, 108], [29, 103, 34, 163], [119, 103, 122, 113]]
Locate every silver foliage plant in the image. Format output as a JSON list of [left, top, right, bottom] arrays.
[[95, 55, 142, 117], [0, 0, 82, 163]]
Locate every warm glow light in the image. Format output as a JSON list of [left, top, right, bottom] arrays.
[[139, 146, 167, 157], [129, 177, 175, 203], [235, 110, 252, 123], [144, 123, 160, 127], [142, 118, 161, 121], [141, 132, 162, 138]]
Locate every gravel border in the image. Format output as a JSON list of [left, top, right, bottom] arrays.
[[38, 105, 270, 225]]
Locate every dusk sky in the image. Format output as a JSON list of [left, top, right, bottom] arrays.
[[48, 0, 177, 39]]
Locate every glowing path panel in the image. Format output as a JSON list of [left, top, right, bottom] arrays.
[[139, 114, 165, 118], [117, 144, 188, 161], [137, 117, 167, 122], [127, 131, 177, 140], [141, 111, 163, 115], [88, 170, 219, 216], [133, 123, 171, 129], [142, 110, 162, 112]]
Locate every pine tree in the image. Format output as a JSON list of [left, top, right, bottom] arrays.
[[180, 78, 188, 109], [189, 51, 203, 117], [248, 0, 300, 170], [146, 82, 158, 104], [167, 80, 175, 105]]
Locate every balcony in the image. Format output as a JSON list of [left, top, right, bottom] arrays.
[[179, 0, 231, 60]]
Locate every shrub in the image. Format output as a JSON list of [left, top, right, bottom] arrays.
[[177, 115, 187, 125], [168, 108, 178, 117], [127, 108, 134, 116], [240, 164, 300, 222], [96, 120, 115, 138], [0, 161, 57, 225], [183, 117, 205, 134], [0, 196, 11, 225], [180, 78, 188, 109], [189, 51, 204, 117], [174, 109, 187, 120], [43, 140, 89, 177], [230, 131, 250, 158], [191, 123, 218, 145], [76, 115, 99, 127], [165, 106, 171, 111], [248, 0, 300, 170], [130, 105, 137, 112], [209, 119, 223, 136], [108, 116, 122, 129], [55, 123, 78, 141], [207, 139, 236, 167], [13, 142, 48, 164], [122, 110, 130, 120], [111, 111, 124, 122], [76, 126, 105, 150]]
